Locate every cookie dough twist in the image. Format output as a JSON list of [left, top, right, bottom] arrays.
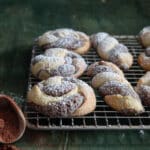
[[90, 32, 133, 70], [27, 76, 96, 117], [87, 61, 144, 115], [138, 27, 150, 71], [31, 48, 87, 80], [136, 72, 150, 106], [37, 28, 91, 54]]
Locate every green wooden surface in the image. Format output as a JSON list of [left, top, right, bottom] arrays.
[[0, 0, 150, 149]]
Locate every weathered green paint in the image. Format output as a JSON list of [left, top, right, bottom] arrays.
[[0, 0, 150, 149]]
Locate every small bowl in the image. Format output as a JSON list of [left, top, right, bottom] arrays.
[[0, 94, 26, 144]]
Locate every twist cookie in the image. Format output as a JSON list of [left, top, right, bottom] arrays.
[[136, 72, 150, 106], [138, 47, 150, 71], [138, 26, 150, 71], [27, 76, 96, 117], [37, 28, 90, 54], [139, 26, 150, 47], [90, 32, 133, 70], [31, 48, 87, 80], [87, 61, 144, 115]]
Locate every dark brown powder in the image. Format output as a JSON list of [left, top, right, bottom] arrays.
[[0, 99, 20, 143], [0, 119, 5, 130]]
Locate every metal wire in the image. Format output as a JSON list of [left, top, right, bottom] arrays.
[[24, 35, 150, 130]]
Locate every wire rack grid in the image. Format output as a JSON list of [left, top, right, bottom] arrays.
[[24, 35, 150, 130]]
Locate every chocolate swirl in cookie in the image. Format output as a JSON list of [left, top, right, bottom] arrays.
[[145, 47, 150, 56], [37, 28, 90, 54], [137, 85, 150, 105], [139, 26, 150, 47], [138, 47, 150, 71], [87, 61, 124, 77], [31, 48, 87, 80], [90, 32, 133, 70], [99, 81, 139, 100], [108, 44, 131, 70], [88, 65, 117, 77], [50, 36, 84, 50], [87, 61, 144, 115], [138, 27, 150, 71], [136, 72, 150, 106], [30, 94, 84, 117], [27, 76, 96, 117], [42, 81, 76, 96]]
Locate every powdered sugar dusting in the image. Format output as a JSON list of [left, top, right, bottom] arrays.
[[99, 81, 139, 99], [51, 37, 83, 50], [32, 55, 46, 65], [145, 47, 150, 56], [63, 77, 78, 83], [137, 85, 150, 105], [32, 55, 64, 65], [91, 32, 108, 47], [42, 81, 76, 96], [47, 94, 84, 117], [67, 51, 81, 58], [141, 53, 150, 65], [109, 44, 130, 69], [39, 28, 87, 50], [110, 44, 129, 55], [35, 76, 86, 116], [32, 49, 87, 78], [58, 64, 75, 76], [98, 36, 119, 51], [91, 65, 116, 76], [64, 57, 72, 64], [91, 32, 132, 70], [44, 48, 67, 57], [140, 26, 150, 35]]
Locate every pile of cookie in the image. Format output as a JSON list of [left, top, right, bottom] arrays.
[[27, 27, 150, 117]]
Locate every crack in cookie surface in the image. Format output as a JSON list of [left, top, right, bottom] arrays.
[[31, 48, 87, 79]]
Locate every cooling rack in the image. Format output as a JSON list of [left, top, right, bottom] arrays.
[[24, 35, 150, 130]]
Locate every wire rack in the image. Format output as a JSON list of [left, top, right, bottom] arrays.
[[24, 35, 150, 130]]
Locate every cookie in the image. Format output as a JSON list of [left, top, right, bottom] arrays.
[[27, 76, 96, 117], [90, 32, 133, 70], [139, 26, 150, 47], [37, 28, 91, 54], [136, 72, 150, 106], [87, 61, 144, 115], [31, 48, 87, 80], [138, 47, 150, 71]]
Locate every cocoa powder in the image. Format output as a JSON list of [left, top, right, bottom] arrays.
[[0, 99, 20, 143], [0, 119, 5, 130]]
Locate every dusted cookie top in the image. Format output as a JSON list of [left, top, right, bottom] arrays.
[[108, 44, 132, 70], [31, 48, 87, 80], [90, 32, 133, 70], [99, 81, 139, 100], [139, 26, 150, 47], [37, 28, 91, 54], [90, 32, 109, 48], [27, 76, 96, 117], [87, 61, 144, 115], [136, 72, 150, 106], [138, 27, 150, 71], [145, 47, 150, 56], [138, 52, 150, 71], [87, 61, 124, 77]]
